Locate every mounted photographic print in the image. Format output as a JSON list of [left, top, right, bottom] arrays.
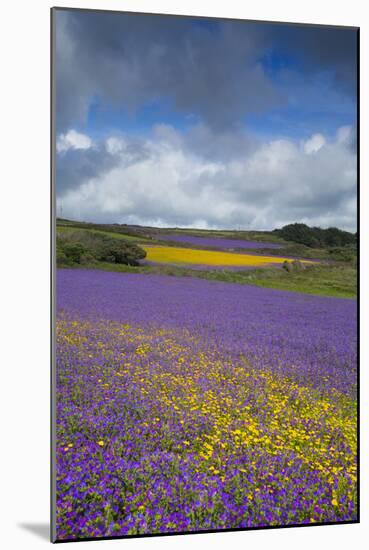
[[51, 7, 359, 542]]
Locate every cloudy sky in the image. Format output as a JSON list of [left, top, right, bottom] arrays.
[[54, 9, 358, 231]]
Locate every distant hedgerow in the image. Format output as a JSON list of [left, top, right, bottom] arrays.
[[274, 223, 356, 249], [56, 230, 146, 267]]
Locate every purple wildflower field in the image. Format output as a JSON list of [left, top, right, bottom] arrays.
[[56, 269, 357, 540], [141, 259, 258, 271], [156, 234, 283, 249]]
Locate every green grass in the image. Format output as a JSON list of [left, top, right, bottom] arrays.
[[56, 224, 291, 253], [256, 242, 357, 262], [243, 265, 357, 298], [56, 226, 150, 243], [56, 219, 150, 240], [56, 219, 287, 245]]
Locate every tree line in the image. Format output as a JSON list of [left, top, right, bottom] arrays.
[[273, 223, 357, 248]]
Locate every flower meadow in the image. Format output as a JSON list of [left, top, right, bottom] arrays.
[[142, 245, 314, 269], [156, 234, 283, 250], [56, 269, 357, 540]]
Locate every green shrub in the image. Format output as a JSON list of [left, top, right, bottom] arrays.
[[97, 241, 146, 265], [56, 248, 73, 266], [80, 253, 97, 265], [274, 223, 356, 249], [56, 230, 146, 267], [62, 242, 87, 263]]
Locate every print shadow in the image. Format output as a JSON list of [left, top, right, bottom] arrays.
[[18, 522, 49, 541]]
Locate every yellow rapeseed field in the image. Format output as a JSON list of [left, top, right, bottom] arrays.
[[143, 246, 314, 267]]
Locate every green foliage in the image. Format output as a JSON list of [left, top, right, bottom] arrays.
[[56, 248, 73, 266], [259, 242, 356, 264], [246, 264, 357, 299], [57, 231, 146, 267], [274, 223, 356, 249], [56, 218, 148, 240], [62, 243, 87, 264], [327, 246, 357, 264]]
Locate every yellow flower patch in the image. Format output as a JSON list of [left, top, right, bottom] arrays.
[[143, 245, 314, 267]]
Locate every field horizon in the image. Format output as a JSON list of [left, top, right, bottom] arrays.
[[56, 218, 357, 299]]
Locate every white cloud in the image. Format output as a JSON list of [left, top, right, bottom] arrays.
[[56, 129, 92, 153], [336, 125, 353, 145], [303, 133, 326, 154], [105, 136, 126, 155], [57, 125, 357, 232]]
